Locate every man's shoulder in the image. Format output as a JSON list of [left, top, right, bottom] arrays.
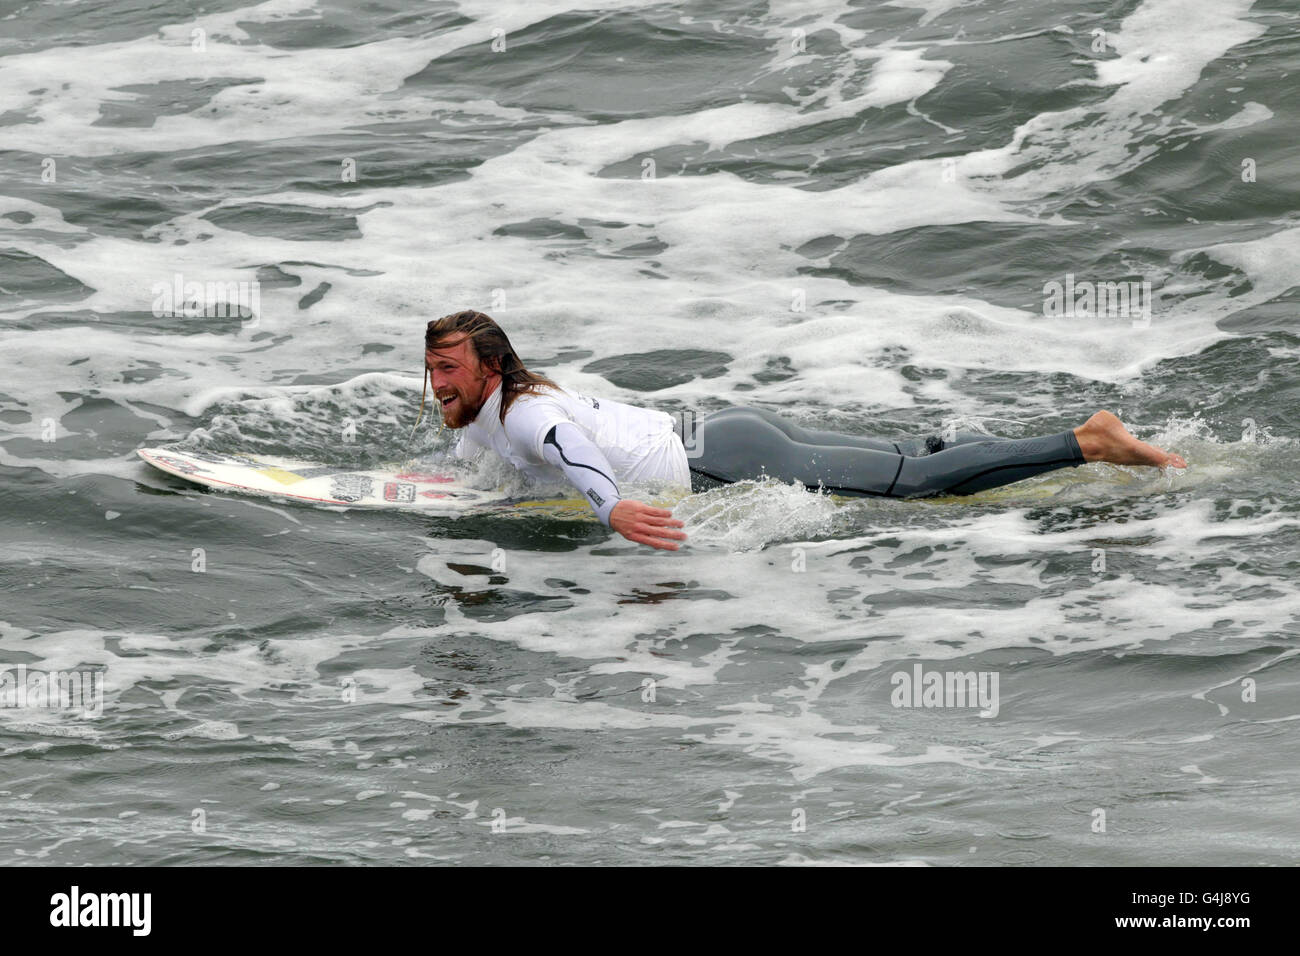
[[506, 383, 573, 414], [498, 385, 572, 450]]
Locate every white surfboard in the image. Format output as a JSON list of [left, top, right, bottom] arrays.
[[137, 445, 587, 515]]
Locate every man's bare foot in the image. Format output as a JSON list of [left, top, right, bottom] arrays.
[[1073, 410, 1187, 468]]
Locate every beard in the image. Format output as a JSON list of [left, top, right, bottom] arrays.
[[437, 380, 486, 429]]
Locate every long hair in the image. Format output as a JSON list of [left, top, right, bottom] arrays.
[[414, 310, 558, 432]]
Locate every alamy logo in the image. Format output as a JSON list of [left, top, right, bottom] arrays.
[[890, 663, 999, 718], [151, 272, 260, 321], [0, 665, 104, 718], [674, 409, 704, 458], [1042, 273, 1153, 327], [49, 886, 151, 936]]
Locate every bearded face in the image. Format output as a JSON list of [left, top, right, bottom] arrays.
[[424, 335, 497, 428]]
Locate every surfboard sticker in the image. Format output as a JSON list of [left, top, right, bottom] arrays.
[[149, 454, 208, 476], [329, 474, 374, 503], [383, 481, 416, 503]]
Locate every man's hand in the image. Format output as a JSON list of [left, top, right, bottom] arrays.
[[609, 499, 687, 551]]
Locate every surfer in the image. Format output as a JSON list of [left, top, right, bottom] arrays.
[[417, 310, 1186, 551]]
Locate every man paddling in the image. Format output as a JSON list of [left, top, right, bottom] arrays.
[[417, 310, 1186, 552]]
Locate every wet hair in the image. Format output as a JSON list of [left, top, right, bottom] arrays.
[[413, 310, 557, 431]]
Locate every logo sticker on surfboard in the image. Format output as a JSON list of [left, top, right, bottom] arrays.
[[329, 474, 374, 502], [383, 482, 416, 503], [150, 454, 206, 475]]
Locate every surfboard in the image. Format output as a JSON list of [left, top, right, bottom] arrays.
[[136, 445, 589, 515]]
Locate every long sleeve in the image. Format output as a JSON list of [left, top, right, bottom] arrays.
[[539, 421, 622, 526]]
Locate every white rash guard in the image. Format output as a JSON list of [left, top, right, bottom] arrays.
[[452, 381, 690, 526]]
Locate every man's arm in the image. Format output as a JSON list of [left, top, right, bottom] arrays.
[[539, 423, 687, 550], [540, 421, 622, 525], [504, 396, 686, 550], [541, 423, 686, 549]]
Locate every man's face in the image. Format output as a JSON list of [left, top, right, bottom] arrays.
[[425, 335, 497, 429]]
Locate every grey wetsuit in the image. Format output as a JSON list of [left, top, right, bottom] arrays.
[[679, 407, 1085, 498]]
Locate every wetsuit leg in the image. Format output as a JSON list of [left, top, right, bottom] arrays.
[[736, 408, 902, 452], [894, 429, 1011, 457], [685, 407, 893, 492], [688, 407, 1085, 498], [713, 408, 1008, 457]]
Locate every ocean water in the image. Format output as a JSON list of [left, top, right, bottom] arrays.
[[2, 0, 1298, 865]]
